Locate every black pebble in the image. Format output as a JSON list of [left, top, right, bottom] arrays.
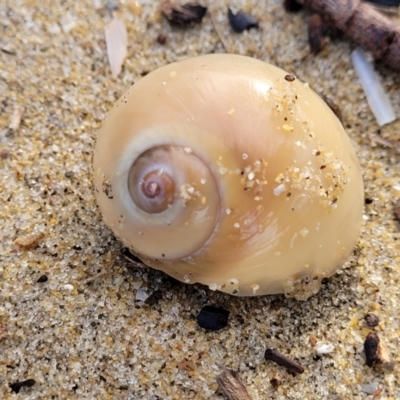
[[228, 7, 258, 33], [364, 313, 380, 328], [197, 305, 229, 331], [9, 379, 36, 393], [37, 275, 48, 283]]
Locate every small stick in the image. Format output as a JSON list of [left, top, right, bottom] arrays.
[[369, 133, 400, 152], [83, 269, 111, 284], [216, 370, 253, 400], [287, 0, 400, 70], [264, 348, 305, 374], [209, 7, 232, 53]]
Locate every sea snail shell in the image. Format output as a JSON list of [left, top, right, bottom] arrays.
[[93, 54, 364, 298]]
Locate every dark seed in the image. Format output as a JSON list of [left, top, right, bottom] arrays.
[[37, 275, 48, 283], [364, 313, 379, 327], [284, 74, 295, 82], [227, 7, 258, 33], [9, 379, 36, 393], [157, 34, 167, 45], [365, 197, 373, 204], [264, 348, 304, 374], [197, 305, 229, 331]]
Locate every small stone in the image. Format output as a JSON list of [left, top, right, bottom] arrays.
[[315, 343, 335, 355], [14, 232, 44, 250], [197, 305, 229, 331], [364, 313, 379, 327], [227, 7, 258, 33], [37, 275, 48, 283], [361, 381, 379, 395]]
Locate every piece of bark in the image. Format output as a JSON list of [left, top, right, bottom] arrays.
[[308, 13, 324, 53], [364, 331, 394, 371], [216, 370, 253, 400], [288, 0, 400, 70]]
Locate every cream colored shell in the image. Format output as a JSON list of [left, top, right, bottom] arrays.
[[93, 54, 364, 299]]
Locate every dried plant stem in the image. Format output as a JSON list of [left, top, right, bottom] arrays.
[[216, 370, 253, 400], [290, 0, 400, 69], [209, 7, 232, 53]]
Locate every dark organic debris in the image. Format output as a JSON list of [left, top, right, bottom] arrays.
[[37, 275, 48, 283], [283, 0, 303, 12], [284, 74, 296, 82], [321, 95, 342, 122], [364, 313, 380, 327], [144, 289, 163, 306], [9, 379, 36, 394], [197, 305, 229, 331], [270, 372, 282, 388], [367, 0, 400, 6], [264, 348, 304, 374], [216, 370, 253, 400], [227, 8, 259, 33], [161, 0, 207, 26], [308, 13, 324, 54], [121, 248, 147, 271], [364, 331, 394, 370]]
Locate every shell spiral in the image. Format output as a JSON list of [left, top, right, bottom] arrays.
[[93, 54, 364, 298]]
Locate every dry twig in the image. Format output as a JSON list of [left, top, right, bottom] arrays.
[[285, 0, 400, 70]]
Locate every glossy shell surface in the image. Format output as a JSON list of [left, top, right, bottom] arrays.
[[93, 54, 364, 298]]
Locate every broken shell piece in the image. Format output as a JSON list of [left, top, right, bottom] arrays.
[[93, 54, 364, 297], [105, 18, 127, 79]]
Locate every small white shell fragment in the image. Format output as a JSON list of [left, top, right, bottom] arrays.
[[361, 382, 379, 395], [132, 280, 143, 289], [105, 18, 128, 79], [351, 48, 396, 126], [63, 284, 74, 291], [171, 306, 179, 316], [315, 342, 335, 355], [136, 287, 149, 301], [273, 183, 286, 196]]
